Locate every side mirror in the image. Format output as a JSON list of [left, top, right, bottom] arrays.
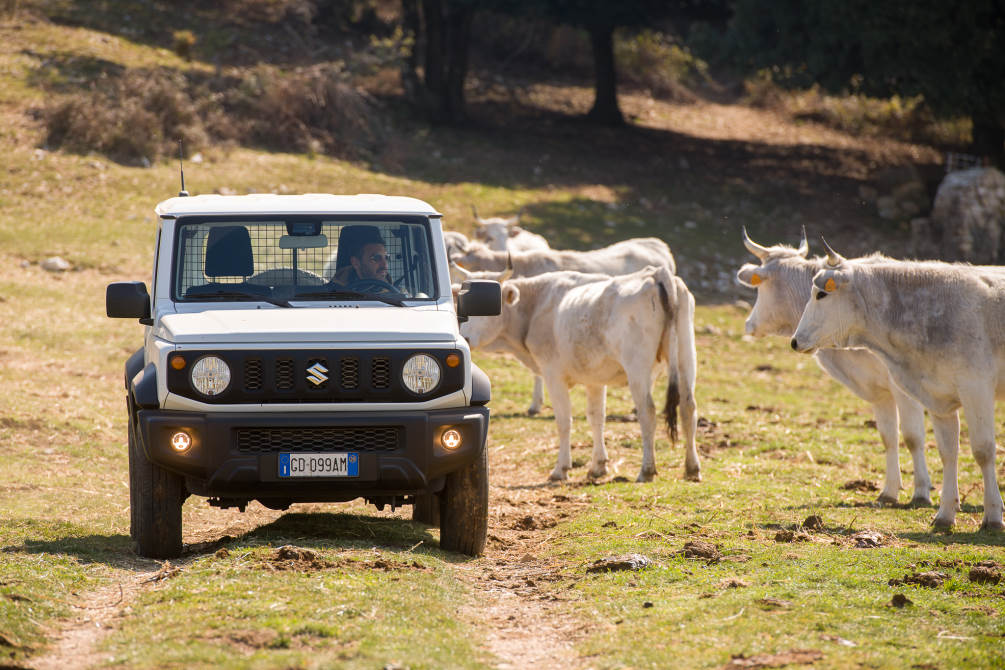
[[107, 281, 152, 325], [456, 280, 501, 321]]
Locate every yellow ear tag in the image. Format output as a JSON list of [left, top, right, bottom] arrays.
[[750, 273, 762, 286], [824, 278, 836, 292]]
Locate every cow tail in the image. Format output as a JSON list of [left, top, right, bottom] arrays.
[[656, 268, 680, 444]]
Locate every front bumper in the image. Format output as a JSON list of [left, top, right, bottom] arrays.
[[135, 407, 489, 502]]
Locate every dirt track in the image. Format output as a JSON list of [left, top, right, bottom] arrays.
[[28, 440, 592, 669]]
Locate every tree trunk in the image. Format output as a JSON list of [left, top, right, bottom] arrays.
[[443, 5, 473, 124], [403, 0, 472, 125], [586, 24, 624, 126], [971, 114, 1005, 169]]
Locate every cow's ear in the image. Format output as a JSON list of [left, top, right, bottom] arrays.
[[502, 284, 520, 306], [736, 264, 764, 288]]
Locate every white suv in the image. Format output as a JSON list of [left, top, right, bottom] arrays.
[[106, 193, 500, 558]]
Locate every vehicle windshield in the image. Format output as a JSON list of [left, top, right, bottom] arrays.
[[173, 217, 439, 303]]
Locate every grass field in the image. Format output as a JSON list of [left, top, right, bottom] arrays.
[[1, 5, 1003, 670]]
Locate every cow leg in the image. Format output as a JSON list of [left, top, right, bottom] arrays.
[[930, 410, 961, 529], [959, 391, 1005, 531], [528, 375, 545, 416], [679, 378, 700, 482], [871, 393, 902, 504], [893, 388, 931, 506], [585, 385, 609, 479], [675, 289, 700, 482], [628, 378, 658, 482], [546, 379, 574, 482]]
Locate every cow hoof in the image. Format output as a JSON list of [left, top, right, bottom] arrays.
[[931, 515, 955, 530], [685, 466, 701, 482], [908, 495, 933, 508], [548, 469, 569, 482], [527, 407, 540, 417], [979, 519, 1005, 532], [587, 465, 608, 479], [876, 493, 899, 505], [636, 470, 656, 483]]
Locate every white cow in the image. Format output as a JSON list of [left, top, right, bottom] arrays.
[[736, 229, 931, 505], [443, 230, 471, 260], [471, 206, 550, 253], [450, 237, 675, 276], [792, 242, 1005, 531], [460, 266, 700, 483], [453, 237, 676, 417]]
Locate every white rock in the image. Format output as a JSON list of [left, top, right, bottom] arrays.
[[42, 256, 71, 272]]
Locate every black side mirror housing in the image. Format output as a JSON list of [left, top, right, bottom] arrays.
[[456, 280, 501, 321], [107, 281, 152, 324]]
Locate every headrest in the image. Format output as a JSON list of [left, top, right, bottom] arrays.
[[205, 226, 254, 277], [334, 225, 385, 271]]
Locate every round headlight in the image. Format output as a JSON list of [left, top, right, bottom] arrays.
[[402, 354, 441, 394], [190, 356, 231, 396]]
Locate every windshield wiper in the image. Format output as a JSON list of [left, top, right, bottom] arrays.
[[293, 289, 406, 307], [185, 289, 293, 308]]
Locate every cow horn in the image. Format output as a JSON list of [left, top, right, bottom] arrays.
[[471, 205, 485, 224], [742, 227, 770, 260], [499, 252, 514, 282], [797, 226, 809, 257], [451, 261, 472, 278], [820, 236, 844, 267]]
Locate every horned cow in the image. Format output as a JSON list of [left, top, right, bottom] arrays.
[[735, 229, 931, 506], [460, 267, 699, 483], [471, 206, 550, 253], [792, 243, 1005, 531]]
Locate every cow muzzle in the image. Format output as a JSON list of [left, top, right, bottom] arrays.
[[790, 336, 817, 354]]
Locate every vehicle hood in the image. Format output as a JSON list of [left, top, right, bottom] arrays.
[[156, 307, 459, 344]]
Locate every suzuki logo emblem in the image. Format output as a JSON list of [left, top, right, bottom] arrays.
[[306, 362, 329, 386]]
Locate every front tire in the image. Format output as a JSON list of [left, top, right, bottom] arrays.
[[438, 448, 488, 556], [128, 404, 185, 559]]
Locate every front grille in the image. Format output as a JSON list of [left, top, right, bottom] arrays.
[[237, 426, 401, 453], [245, 359, 263, 391], [372, 357, 391, 389], [167, 349, 464, 404], [276, 358, 295, 390], [341, 357, 359, 390]]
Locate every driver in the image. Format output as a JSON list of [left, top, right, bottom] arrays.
[[332, 238, 390, 286]]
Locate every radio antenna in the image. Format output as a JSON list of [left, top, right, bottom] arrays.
[[177, 139, 189, 197]]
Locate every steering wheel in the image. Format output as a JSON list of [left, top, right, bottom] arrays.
[[348, 277, 402, 295]]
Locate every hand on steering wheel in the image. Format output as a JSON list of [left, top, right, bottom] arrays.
[[347, 277, 401, 295]]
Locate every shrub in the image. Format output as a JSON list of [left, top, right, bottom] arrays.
[[219, 64, 384, 157], [44, 69, 207, 164], [43, 64, 385, 164], [743, 72, 970, 147], [615, 29, 709, 101], [172, 30, 196, 60]]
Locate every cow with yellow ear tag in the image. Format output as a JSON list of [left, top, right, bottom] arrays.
[[735, 229, 931, 506], [792, 242, 1005, 531]]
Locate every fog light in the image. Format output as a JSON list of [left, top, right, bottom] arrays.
[[441, 428, 462, 450], [170, 431, 192, 453]]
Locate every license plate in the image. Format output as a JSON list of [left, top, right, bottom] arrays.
[[278, 453, 359, 478]]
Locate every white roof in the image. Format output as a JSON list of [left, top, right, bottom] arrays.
[[155, 193, 441, 218]]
